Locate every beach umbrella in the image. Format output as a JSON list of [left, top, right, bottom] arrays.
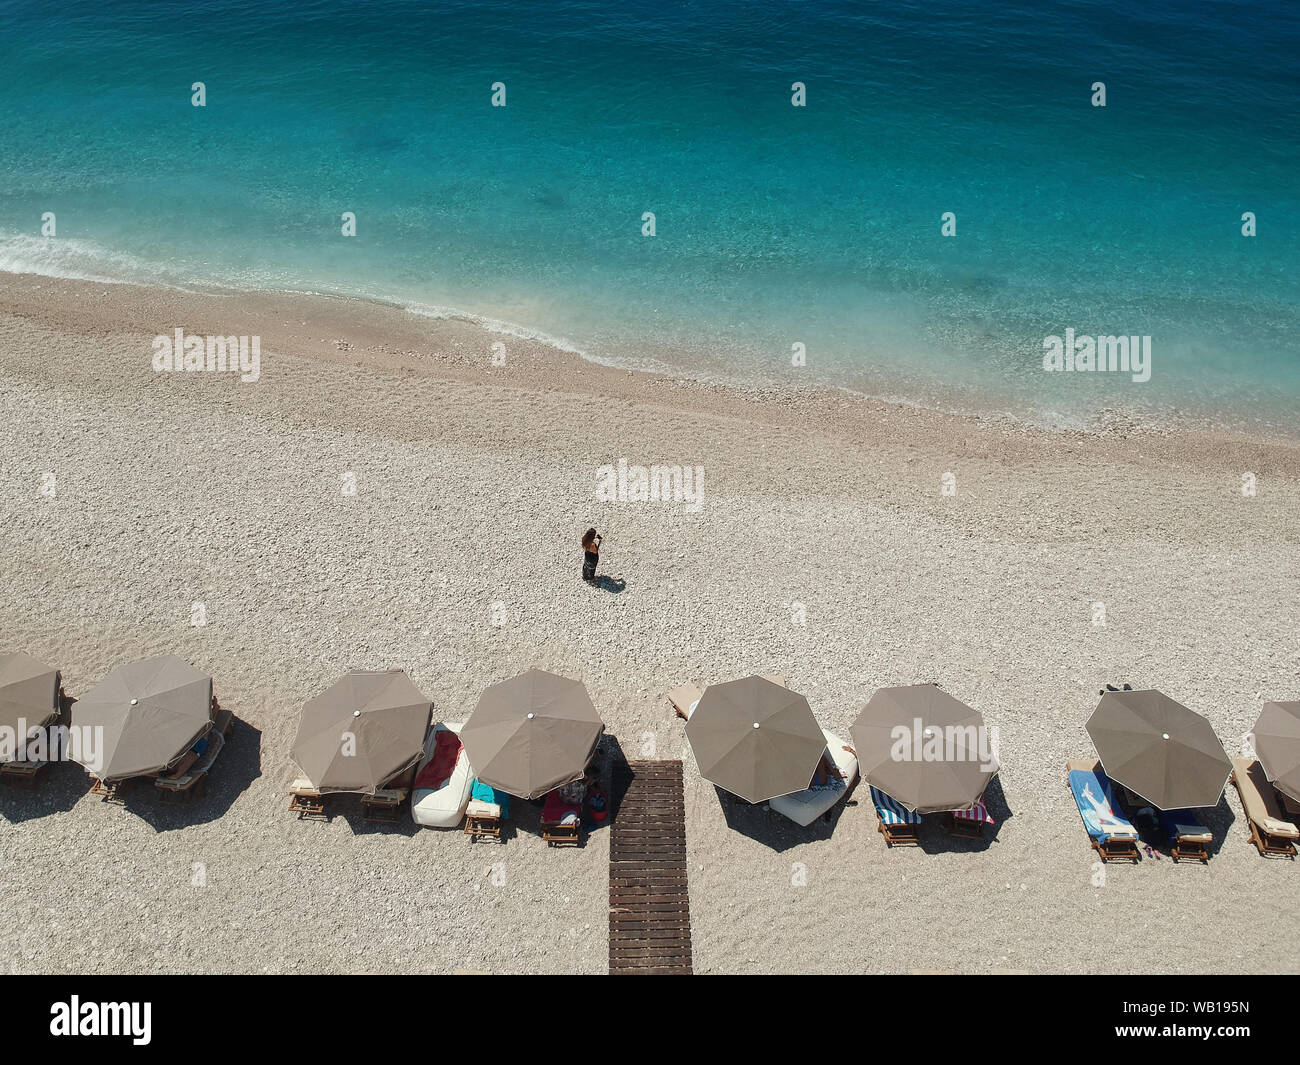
[[291, 670, 432, 793], [69, 655, 213, 781], [685, 675, 825, 804], [461, 669, 604, 800], [1086, 689, 1231, 810], [1252, 700, 1300, 803], [0, 652, 61, 757], [851, 684, 998, 814]]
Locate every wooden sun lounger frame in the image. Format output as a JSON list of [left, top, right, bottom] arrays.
[[1091, 835, 1141, 863], [1, 757, 50, 789], [289, 781, 326, 817], [1066, 759, 1140, 863], [360, 789, 406, 822], [1231, 760, 1298, 859], [361, 763, 417, 824], [90, 777, 121, 801], [541, 818, 581, 846], [877, 813, 921, 847], [944, 810, 985, 840], [1169, 833, 1211, 864], [1110, 780, 1210, 863], [464, 800, 503, 841]]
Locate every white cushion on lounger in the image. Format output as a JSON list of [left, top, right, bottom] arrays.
[[1170, 821, 1212, 843], [1262, 816, 1299, 839]]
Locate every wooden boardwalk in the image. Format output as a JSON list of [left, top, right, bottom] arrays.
[[608, 759, 692, 974]]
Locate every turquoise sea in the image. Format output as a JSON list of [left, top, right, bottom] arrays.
[[1, 1, 1297, 431]]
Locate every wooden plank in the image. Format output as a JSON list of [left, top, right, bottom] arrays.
[[609, 915, 693, 927], [608, 760, 692, 975]]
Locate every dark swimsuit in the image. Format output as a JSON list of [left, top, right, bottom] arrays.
[[582, 549, 598, 580]]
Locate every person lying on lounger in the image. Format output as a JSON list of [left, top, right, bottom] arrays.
[[162, 734, 209, 779], [811, 750, 848, 787]]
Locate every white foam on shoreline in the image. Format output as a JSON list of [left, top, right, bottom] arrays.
[[0, 232, 211, 294], [1, 233, 1283, 441], [400, 300, 593, 359], [0, 233, 160, 285]]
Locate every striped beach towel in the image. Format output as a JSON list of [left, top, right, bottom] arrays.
[[950, 798, 995, 825], [870, 786, 921, 825]]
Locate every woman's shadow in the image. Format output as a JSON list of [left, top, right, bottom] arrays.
[[590, 575, 626, 593]]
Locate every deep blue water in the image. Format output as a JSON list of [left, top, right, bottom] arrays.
[[1, 0, 1297, 430]]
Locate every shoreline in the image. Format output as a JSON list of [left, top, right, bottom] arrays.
[[4, 269, 1300, 472]]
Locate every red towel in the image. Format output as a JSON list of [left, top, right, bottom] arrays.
[[543, 790, 581, 823], [414, 731, 462, 790]]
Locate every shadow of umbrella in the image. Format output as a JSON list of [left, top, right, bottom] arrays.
[[116, 716, 263, 833]]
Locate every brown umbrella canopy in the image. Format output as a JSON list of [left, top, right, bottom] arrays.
[[0, 652, 61, 755], [1086, 689, 1231, 810], [291, 670, 432, 793], [69, 655, 213, 782], [1253, 700, 1300, 803], [685, 676, 826, 804], [851, 684, 998, 813], [461, 669, 604, 799]]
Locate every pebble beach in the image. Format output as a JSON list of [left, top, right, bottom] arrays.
[[1, 272, 1298, 975]]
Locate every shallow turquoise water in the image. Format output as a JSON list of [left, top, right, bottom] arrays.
[[1, 1, 1296, 430]]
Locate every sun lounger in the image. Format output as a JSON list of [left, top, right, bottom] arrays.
[[668, 682, 703, 720], [289, 777, 326, 817], [465, 799, 503, 840], [1160, 809, 1212, 863], [1, 687, 68, 790], [1278, 788, 1300, 825], [669, 675, 789, 721], [464, 779, 508, 841], [0, 757, 50, 789], [541, 822, 580, 845], [154, 730, 226, 803], [90, 777, 124, 801], [411, 722, 473, 828], [945, 797, 995, 839], [1230, 758, 1298, 858], [871, 786, 921, 847], [541, 789, 582, 846], [770, 730, 858, 827], [361, 787, 407, 822], [1066, 759, 1140, 862], [363, 763, 417, 824]]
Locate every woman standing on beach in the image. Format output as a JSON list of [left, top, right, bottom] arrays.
[[581, 528, 601, 583]]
